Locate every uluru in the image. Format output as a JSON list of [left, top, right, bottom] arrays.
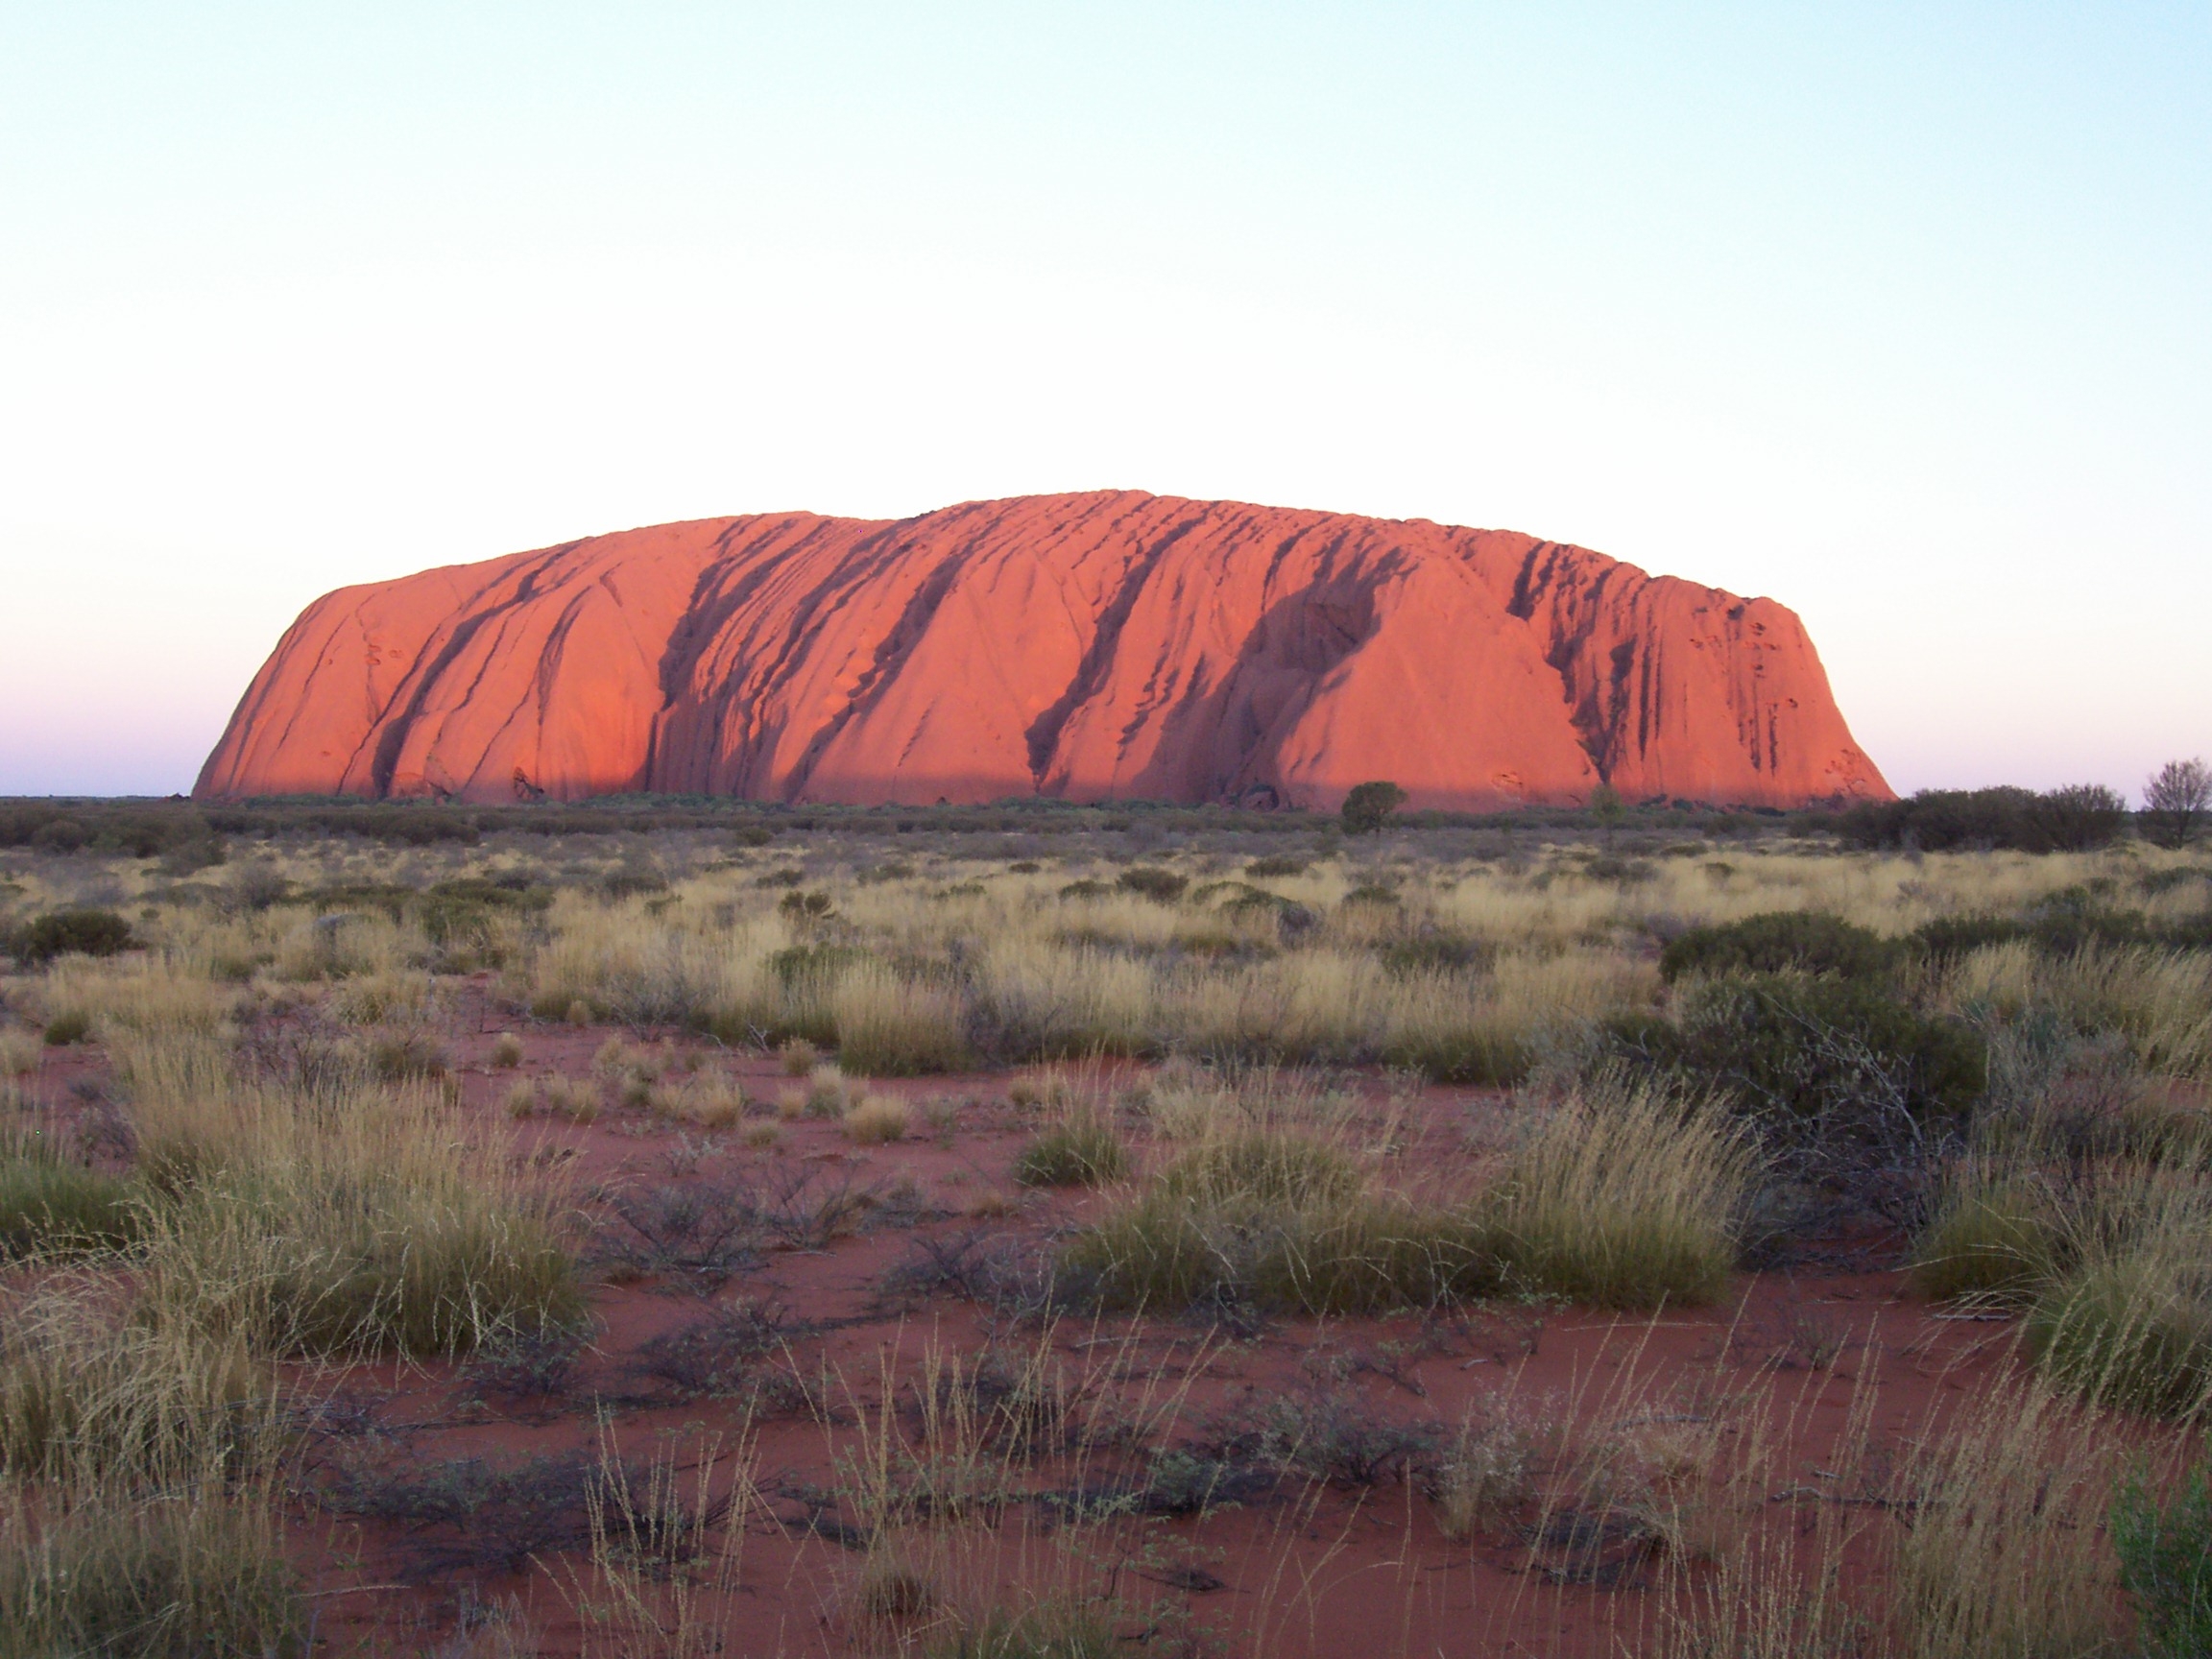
[[194, 491, 1890, 810]]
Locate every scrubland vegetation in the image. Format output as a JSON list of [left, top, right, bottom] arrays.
[[0, 792, 2208, 1655]]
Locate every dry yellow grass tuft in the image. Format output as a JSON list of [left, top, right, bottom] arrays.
[[842, 1094, 912, 1144]]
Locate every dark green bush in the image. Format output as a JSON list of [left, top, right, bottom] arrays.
[[2113, 1460, 2212, 1658], [29, 818, 88, 853], [767, 944, 866, 989], [1379, 929, 1493, 976], [1341, 883, 1401, 908], [1658, 911, 1895, 985], [1911, 896, 2212, 964], [1244, 854, 1308, 878], [1615, 974, 1986, 1123], [1340, 781, 1407, 835], [1116, 867, 1188, 903], [10, 907, 134, 965], [1910, 913, 2028, 964], [603, 862, 669, 899], [41, 1012, 92, 1046], [1837, 784, 2128, 854]]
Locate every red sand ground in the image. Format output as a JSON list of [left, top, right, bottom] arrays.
[[20, 992, 2027, 1658], [193, 492, 1890, 812]]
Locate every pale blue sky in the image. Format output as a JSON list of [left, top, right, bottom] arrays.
[[2, 3, 2206, 797]]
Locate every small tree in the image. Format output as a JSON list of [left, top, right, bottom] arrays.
[[1588, 782, 1623, 830], [2143, 757, 2212, 850], [1340, 781, 1407, 836]]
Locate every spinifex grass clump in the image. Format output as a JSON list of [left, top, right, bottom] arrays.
[[1061, 1124, 1498, 1316], [832, 962, 972, 1075], [1910, 1169, 2066, 1304], [116, 1032, 584, 1358], [1012, 1115, 1130, 1189], [0, 1477, 302, 1659], [0, 1280, 301, 1659], [0, 1109, 139, 1258], [1883, 1378, 2122, 1659], [2113, 1456, 2212, 1659], [1486, 1070, 1755, 1309], [2023, 1199, 2212, 1419], [1066, 1070, 1750, 1316]]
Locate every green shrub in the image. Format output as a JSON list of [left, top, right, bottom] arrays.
[[1116, 867, 1188, 903], [767, 943, 866, 990], [1244, 854, 1308, 878], [1658, 910, 1895, 984], [1341, 882, 1401, 908], [1911, 913, 2028, 963], [1618, 974, 1986, 1124], [1838, 784, 2128, 854], [41, 1011, 92, 1046], [1378, 929, 1492, 976], [1012, 1118, 1130, 1188], [10, 908, 133, 966], [2113, 1459, 2212, 1659], [1340, 781, 1407, 835]]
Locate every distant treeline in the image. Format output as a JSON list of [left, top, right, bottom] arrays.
[[0, 785, 2175, 856], [1827, 784, 2132, 854], [2, 792, 1784, 853]]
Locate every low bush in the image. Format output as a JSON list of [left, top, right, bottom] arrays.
[[1244, 854, 1308, 878], [1658, 911, 1895, 985], [8, 908, 134, 966], [135, 1080, 586, 1359], [41, 1010, 92, 1046], [1115, 867, 1188, 903], [1616, 974, 1986, 1125], [1838, 784, 2128, 853], [0, 1283, 272, 1485]]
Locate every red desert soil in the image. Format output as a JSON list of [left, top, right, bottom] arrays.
[[194, 492, 1890, 811], [24, 997, 2023, 1659]]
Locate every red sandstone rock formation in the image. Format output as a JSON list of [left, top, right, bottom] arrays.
[[195, 492, 1890, 810]]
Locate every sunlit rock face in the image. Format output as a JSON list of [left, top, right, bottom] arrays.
[[195, 491, 1890, 809]]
